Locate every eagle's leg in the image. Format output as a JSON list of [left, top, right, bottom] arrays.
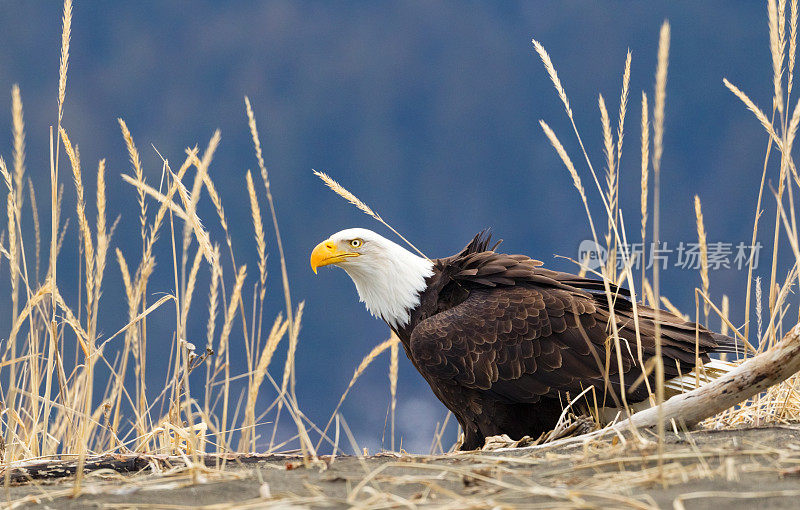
[[460, 425, 485, 451], [470, 398, 566, 447], [451, 411, 484, 450]]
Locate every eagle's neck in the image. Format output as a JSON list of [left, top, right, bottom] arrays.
[[342, 244, 434, 329]]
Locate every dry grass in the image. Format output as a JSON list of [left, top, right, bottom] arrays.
[[640, 92, 650, 293], [694, 195, 710, 325], [2, 1, 800, 508], [0, 0, 360, 485], [530, 0, 800, 473]]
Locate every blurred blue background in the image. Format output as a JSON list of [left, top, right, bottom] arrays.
[[0, 1, 783, 452]]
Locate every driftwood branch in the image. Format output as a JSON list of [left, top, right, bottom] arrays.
[[0, 453, 297, 485], [501, 324, 800, 453], [621, 324, 800, 430]]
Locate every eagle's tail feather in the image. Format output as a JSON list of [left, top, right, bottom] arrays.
[[663, 358, 738, 397], [711, 332, 748, 356]]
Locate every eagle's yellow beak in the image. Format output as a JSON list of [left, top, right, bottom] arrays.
[[310, 239, 359, 274]]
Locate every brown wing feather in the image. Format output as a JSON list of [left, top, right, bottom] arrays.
[[409, 282, 722, 407]]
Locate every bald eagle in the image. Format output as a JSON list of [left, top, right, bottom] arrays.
[[311, 228, 739, 450]]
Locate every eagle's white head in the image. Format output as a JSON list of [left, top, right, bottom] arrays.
[[310, 228, 434, 328]]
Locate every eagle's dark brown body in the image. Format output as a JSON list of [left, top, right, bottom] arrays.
[[392, 233, 738, 451]]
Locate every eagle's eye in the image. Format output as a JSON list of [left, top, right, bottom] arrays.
[[349, 238, 363, 248]]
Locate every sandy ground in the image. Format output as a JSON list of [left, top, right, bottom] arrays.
[[5, 425, 800, 509]]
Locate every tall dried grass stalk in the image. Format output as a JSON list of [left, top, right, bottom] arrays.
[[652, 23, 670, 176], [788, 99, 800, 151], [139, 149, 198, 266], [759, 3, 797, 347], [599, 95, 615, 184], [246, 170, 267, 297], [694, 196, 710, 325], [246, 166, 269, 407], [313, 169, 430, 261], [118, 119, 147, 242], [389, 336, 399, 452], [203, 183, 228, 240], [246, 97, 315, 456], [166, 166, 214, 265], [743, 115, 777, 346], [28, 179, 41, 280], [640, 92, 650, 291], [532, 39, 572, 118], [96, 158, 106, 247], [539, 121, 584, 200], [52, 0, 71, 333], [244, 98, 294, 325], [59, 128, 95, 313], [616, 51, 632, 165], [791, 0, 798, 99], [180, 248, 204, 328], [204, 246, 221, 417], [206, 247, 221, 350], [217, 264, 247, 451], [120, 175, 190, 222], [0, 230, 6, 273], [94, 159, 108, 299], [116, 249, 133, 303], [608, 52, 631, 283], [215, 265, 247, 375], [12, 85, 25, 209], [57, 0, 71, 123], [6, 188, 19, 325], [781, 0, 788, 46], [652, 20, 671, 473], [756, 273, 765, 341], [769, 0, 787, 114], [721, 295, 730, 337], [0, 157, 12, 192], [182, 130, 221, 262], [724, 79, 783, 148], [599, 94, 617, 278]]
